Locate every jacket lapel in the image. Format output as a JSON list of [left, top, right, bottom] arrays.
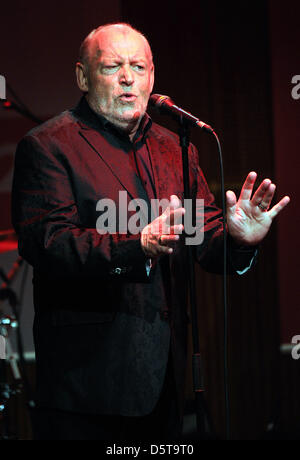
[[78, 125, 150, 225], [79, 128, 136, 199], [72, 97, 146, 203]]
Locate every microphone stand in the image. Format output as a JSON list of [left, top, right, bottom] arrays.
[[179, 118, 215, 440]]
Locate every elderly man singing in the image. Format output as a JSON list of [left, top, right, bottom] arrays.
[[12, 23, 289, 440]]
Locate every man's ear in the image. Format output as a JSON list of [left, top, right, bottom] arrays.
[[149, 64, 155, 93], [76, 62, 89, 92]]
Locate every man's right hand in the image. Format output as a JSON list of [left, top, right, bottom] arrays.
[[140, 195, 185, 258]]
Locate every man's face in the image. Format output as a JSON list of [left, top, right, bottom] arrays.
[[82, 27, 154, 135]]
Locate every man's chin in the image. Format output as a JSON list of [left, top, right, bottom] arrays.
[[119, 109, 141, 121], [113, 111, 142, 131]]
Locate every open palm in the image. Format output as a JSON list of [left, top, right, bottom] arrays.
[[226, 172, 290, 246]]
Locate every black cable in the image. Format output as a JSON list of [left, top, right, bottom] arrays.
[[2, 81, 43, 124], [212, 131, 230, 440], [6, 82, 31, 114], [2, 100, 43, 125]]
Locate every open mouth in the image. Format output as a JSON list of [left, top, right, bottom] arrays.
[[119, 94, 137, 102]]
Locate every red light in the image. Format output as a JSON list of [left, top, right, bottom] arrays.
[[3, 101, 12, 108]]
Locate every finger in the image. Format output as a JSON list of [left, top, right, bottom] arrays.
[[169, 224, 184, 235], [160, 234, 180, 246], [169, 195, 182, 209], [158, 222, 184, 236], [257, 183, 276, 210], [239, 171, 257, 201], [226, 190, 237, 215], [164, 208, 185, 229], [162, 195, 182, 218], [158, 244, 174, 255], [151, 201, 185, 235], [251, 179, 272, 206], [158, 233, 180, 255], [268, 196, 290, 219]]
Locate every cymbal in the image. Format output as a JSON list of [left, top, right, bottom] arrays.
[[0, 230, 18, 253]]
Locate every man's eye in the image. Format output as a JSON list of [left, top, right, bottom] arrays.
[[132, 65, 145, 71], [102, 65, 119, 74]]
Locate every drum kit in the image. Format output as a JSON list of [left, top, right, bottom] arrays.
[[0, 229, 33, 440]]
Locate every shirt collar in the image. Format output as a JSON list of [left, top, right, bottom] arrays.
[[73, 96, 152, 146]]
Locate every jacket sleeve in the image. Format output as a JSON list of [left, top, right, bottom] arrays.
[[188, 144, 257, 274], [11, 134, 149, 281]]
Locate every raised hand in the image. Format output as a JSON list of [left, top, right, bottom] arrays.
[[141, 195, 185, 257], [226, 172, 290, 246]]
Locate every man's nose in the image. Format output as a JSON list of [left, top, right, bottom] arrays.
[[119, 65, 134, 86]]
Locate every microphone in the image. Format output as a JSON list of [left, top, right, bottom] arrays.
[[149, 94, 214, 133]]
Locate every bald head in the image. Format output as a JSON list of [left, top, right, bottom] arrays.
[[79, 23, 153, 71], [75, 22, 155, 138]]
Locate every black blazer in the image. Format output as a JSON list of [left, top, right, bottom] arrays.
[[11, 98, 255, 416]]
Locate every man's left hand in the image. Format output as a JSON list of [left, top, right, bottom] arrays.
[[226, 171, 290, 246]]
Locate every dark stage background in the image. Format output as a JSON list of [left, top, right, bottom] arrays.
[[0, 0, 299, 440]]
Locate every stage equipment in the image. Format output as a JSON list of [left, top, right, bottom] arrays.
[[150, 94, 229, 440], [0, 241, 35, 440]]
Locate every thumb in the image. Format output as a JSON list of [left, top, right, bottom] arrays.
[[169, 195, 182, 210], [162, 195, 182, 217], [226, 190, 237, 216], [159, 195, 182, 233]]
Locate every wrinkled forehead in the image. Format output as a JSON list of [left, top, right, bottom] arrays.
[[89, 27, 153, 65]]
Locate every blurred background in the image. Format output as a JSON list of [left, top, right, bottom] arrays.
[[0, 0, 299, 440]]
